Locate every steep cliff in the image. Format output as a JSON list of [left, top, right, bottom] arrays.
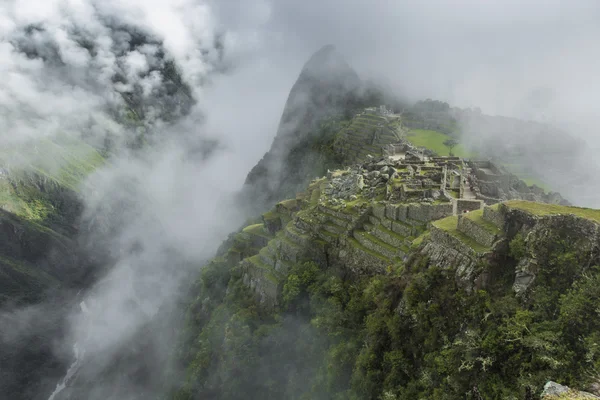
[[241, 45, 387, 213], [0, 139, 105, 400]]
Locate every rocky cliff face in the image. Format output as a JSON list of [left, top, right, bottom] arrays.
[[0, 178, 96, 400], [0, 140, 106, 399]]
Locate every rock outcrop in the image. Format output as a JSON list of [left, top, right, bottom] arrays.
[[542, 381, 600, 399]]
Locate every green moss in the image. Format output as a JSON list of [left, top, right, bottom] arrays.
[[318, 209, 349, 226], [412, 232, 430, 248], [242, 223, 272, 239], [262, 209, 281, 221], [347, 237, 390, 262], [319, 229, 338, 238], [464, 209, 502, 234], [432, 216, 491, 253], [375, 223, 407, 242], [278, 199, 298, 210], [356, 231, 397, 254], [505, 200, 600, 223]]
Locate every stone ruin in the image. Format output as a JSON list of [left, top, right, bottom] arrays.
[[323, 170, 364, 200], [381, 142, 569, 207], [322, 151, 479, 216], [382, 139, 437, 159], [467, 160, 569, 205]]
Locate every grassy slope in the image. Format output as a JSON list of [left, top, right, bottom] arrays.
[[0, 136, 103, 303], [0, 136, 104, 223], [431, 215, 491, 252], [0, 136, 105, 191], [405, 129, 474, 158], [406, 129, 554, 191], [505, 200, 600, 223], [503, 163, 552, 190]]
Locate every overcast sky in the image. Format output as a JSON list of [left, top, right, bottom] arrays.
[[2, 0, 599, 172], [192, 0, 600, 174]]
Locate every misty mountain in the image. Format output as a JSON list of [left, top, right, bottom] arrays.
[[2, 2, 600, 398], [241, 45, 389, 213]]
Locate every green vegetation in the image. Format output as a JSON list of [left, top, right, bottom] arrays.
[[432, 214, 459, 231], [0, 136, 104, 191], [504, 163, 552, 191], [0, 179, 53, 223], [405, 129, 474, 158], [348, 237, 390, 262], [242, 224, 272, 239], [0, 136, 104, 229], [505, 200, 600, 223], [432, 215, 491, 253], [171, 217, 600, 399], [411, 232, 429, 248], [275, 116, 349, 201], [443, 138, 459, 156], [464, 209, 502, 234]]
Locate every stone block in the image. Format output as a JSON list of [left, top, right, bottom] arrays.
[[396, 205, 409, 222], [408, 203, 432, 222], [372, 226, 405, 248], [456, 199, 484, 214], [385, 204, 398, 220], [482, 206, 504, 227], [373, 203, 386, 219], [380, 217, 392, 230], [391, 221, 412, 237]]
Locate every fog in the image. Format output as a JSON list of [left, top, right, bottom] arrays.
[[0, 0, 599, 398]]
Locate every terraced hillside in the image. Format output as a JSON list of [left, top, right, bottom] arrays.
[[175, 149, 600, 399], [333, 108, 403, 163]]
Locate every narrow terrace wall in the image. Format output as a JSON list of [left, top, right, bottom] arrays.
[[456, 199, 484, 214]]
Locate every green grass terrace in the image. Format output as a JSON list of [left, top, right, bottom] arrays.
[[504, 200, 600, 223]]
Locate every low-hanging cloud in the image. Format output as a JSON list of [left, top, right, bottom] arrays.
[[2, 0, 600, 398]]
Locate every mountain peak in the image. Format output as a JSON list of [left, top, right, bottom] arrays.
[[299, 44, 358, 84]]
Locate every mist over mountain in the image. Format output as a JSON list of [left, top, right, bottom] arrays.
[[242, 44, 372, 212], [1, 1, 600, 400]]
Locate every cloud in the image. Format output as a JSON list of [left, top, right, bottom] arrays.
[[1, 0, 600, 398], [0, 0, 278, 398]]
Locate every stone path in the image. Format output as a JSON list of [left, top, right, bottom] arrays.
[[462, 167, 477, 199]]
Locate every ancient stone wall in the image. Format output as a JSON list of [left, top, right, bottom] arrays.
[[456, 199, 484, 214], [407, 202, 454, 222], [475, 193, 502, 205], [457, 215, 497, 247], [429, 224, 478, 258], [483, 206, 505, 227], [242, 259, 279, 307]]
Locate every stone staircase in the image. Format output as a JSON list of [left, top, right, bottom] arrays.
[[315, 204, 353, 242], [348, 203, 434, 263]]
